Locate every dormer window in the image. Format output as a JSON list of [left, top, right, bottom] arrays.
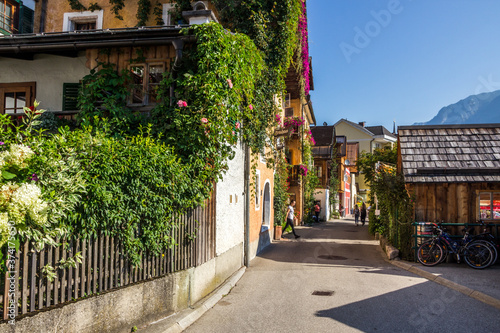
[[63, 10, 103, 32], [0, 0, 15, 34]]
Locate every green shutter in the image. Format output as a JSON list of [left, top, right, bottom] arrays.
[[62, 83, 80, 111], [18, 5, 34, 34]]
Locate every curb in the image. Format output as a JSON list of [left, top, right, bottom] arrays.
[[141, 267, 246, 333], [389, 259, 500, 311]]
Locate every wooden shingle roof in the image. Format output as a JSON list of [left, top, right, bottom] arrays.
[[398, 124, 500, 183]]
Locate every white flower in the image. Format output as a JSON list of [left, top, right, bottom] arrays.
[[7, 144, 34, 167], [9, 183, 48, 226], [0, 151, 7, 169], [0, 212, 9, 248]]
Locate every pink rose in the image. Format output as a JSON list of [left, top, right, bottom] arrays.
[[248, 104, 253, 110], [227, 79, 233, 89], [232, 131, 235, 135], [235, 122, 241, 129], [177, 100, 188, 107], [201, 118, 208, 124]]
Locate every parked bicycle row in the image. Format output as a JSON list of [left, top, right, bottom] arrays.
[[417, 221, 499, 269]]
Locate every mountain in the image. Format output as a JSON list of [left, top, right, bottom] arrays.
[[417, 90, 500, 125]]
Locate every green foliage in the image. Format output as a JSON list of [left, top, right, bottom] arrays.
[[77, 63, 145, 134], [137, 0, 152, 27], [151, 23, 265, 187], [42, 251, 82, 282], [356, 145, 397, 194], [273, 153, 290, 226], [302, 135, 319, 224], [153, 1, 164, 25], [358, 145, 413, 260], [88, 2, 102, 12], [66, 123, 200, 264], [109, 0, 125, 20], [67, 0, 86, 11], [329, 148, 340, 218]]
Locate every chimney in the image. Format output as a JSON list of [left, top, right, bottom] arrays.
[[358, 121, 366, 127]]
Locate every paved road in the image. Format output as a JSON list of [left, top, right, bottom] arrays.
[[184, 221, 499, 333]]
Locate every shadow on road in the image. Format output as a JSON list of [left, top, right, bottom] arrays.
[[314, 281, 499, 333]]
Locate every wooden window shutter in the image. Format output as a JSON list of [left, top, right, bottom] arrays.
[[62, 83, 80, 111]]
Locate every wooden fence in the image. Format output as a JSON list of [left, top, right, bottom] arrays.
[[0, 193, 216, 321]]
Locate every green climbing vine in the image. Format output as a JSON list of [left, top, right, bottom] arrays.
[[67, 0, 86, 11], [137, 0, 152, 27], [328, 148, 340, 219]]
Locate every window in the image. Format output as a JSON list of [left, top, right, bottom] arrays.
[[262, 182, 271, 226], [0, 0, 15, 33], [255, 171, 261, 209], [162, 3, 175, 25], [282, 93, 291, 108], [316, 165, 323, 178], [75, 21, 96, 30], [479, 192, 500, 220], [129, 63, 165, 105], [62, 83, 80, 111], [63, 10, 103, 32], [285, 107, 294, 118], [0, 82, 35, 114]]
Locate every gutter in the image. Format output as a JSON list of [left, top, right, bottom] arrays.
[[244, 143, 251, 268], [0, 36, 195, 54]]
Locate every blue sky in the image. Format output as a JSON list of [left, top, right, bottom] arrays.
[[307, 0, 500, 130]]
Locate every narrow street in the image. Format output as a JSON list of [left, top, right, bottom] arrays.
[[184, 220, 499, 333]]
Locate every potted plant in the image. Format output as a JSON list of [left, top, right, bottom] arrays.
[[274, 223, 282, 240]]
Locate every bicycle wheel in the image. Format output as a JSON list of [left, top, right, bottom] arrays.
[[417, 241, 444, 266], [473, 240, 498, 265], [463, 242, 493, 269]]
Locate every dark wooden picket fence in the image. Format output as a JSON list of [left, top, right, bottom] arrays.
[[0, 193, 216, 321]]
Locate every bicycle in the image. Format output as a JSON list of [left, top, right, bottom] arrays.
[[417, 223, 494, 269], [463, 221, 499, 265]]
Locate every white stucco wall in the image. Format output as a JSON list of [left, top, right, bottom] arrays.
[[0, 53, 89, 111], [215, 142, 245, 256], [314, 189, 329, 221]]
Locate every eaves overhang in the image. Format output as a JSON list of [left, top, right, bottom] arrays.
[[0, 26, 193, 56]]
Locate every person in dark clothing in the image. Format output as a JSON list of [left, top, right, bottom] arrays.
[[354, 205, 360, 226], [282, 200, 300, 239], [360, 203, 367, 226]]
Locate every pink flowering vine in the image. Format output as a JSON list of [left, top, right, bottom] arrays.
[[248, 104, 253, 110], [235, 122, 241, 129], [201, 118, 208, 124], [227, 79, 233, 89], [299, 1, 310, 96], [177, 100, 188, 107]]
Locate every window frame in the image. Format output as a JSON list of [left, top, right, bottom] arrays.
[[0, 82, 35, 115], [0, 0, 17, 34], [255, 170, 261, 210], [63, 10, 103, 32], [478, 191, 500, 221], [128, 62, 166, 107]]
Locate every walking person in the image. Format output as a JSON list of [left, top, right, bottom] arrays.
[[354, 205, 360, 226], [360, 203, 367, 226], [283, 200, 300, 239], [314, 202, 321, 222]]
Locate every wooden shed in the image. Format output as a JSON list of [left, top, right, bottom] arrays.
[[397, 124, 500, 224]]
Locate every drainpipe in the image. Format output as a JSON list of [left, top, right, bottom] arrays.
[[39, 0, 47, 33], [244, 142, 251, 267]]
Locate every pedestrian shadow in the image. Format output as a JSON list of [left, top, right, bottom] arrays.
[[314, 281, 499, 332]]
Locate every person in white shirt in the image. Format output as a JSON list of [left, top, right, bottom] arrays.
[[282, 199, 300, 239]]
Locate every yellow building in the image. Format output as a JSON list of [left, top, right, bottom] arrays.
[[334, 119, 396, 208]]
